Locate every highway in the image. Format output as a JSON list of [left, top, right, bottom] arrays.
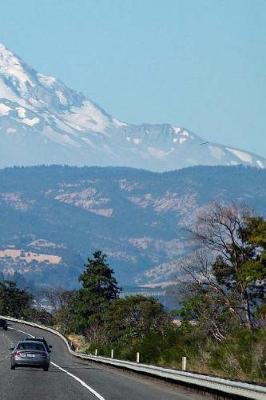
[[0, 322, 205, 400]]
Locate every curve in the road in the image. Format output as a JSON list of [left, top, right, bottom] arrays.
[[0, 322, 203, 400]]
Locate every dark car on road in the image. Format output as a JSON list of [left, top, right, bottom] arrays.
[[10, 340, 50, 371], [24, 336, 52, 353], [0, 318, 8, 330]]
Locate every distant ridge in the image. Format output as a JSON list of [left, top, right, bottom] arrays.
[[0, 164, 266, 288]]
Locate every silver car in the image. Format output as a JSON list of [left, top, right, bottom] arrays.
[[10, 340, 50, 371]]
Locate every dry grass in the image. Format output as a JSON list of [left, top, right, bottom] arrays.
[[67, 334, 87, 352]]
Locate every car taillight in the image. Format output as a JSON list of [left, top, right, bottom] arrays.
[[14, 351, 21, 356], [40, 352, 47, 358]]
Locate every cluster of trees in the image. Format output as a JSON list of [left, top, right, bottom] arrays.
[[0, 280, 52, 324], [0, 280, 33, 318], [53, 251, 172, 356], [176, 204, 266, 380], [181, 203, 266, 337]]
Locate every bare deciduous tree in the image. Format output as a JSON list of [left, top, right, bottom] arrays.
[[180, 203, 265, 334]]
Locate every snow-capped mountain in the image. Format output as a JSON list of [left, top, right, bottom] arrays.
[[0, 43, 265, 170]]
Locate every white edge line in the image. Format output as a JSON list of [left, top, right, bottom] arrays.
[[9, 327, 106, 400]]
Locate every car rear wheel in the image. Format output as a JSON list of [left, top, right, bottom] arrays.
[[43, 366, 49, 371], [10, 364, 15, 370]]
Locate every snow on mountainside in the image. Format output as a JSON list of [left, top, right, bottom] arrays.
[[0, 43, 265, 170]]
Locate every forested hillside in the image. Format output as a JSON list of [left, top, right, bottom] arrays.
[[0, 165, 266, 289]]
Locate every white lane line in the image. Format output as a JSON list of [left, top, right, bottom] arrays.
[[9, 327, 33, 337], [9, 327, 106, 400], [51, 361, 106, 400]]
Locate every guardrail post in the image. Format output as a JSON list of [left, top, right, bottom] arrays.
[[95, 349, 98, 356], [136, 352, 140, 363], [182, 356, 187, 371], [111, 349, 114, 359]]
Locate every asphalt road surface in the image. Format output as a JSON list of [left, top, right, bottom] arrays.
[[0, 322, 205, 400]]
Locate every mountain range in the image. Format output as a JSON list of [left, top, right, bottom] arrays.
[[0, 165, 266, 292], [0, 43, 265, 171]]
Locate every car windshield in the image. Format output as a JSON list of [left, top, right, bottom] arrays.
[[17, 342, 45, 351]]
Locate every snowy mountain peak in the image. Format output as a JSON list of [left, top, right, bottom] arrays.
[[0, 43, 33, 92], [0, 43, 265, 171], [0, 43, 21, 68]]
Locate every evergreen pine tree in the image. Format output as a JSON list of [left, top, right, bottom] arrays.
[[74, 251, 120, 332]]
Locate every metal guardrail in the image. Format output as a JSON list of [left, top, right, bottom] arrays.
[[2, 315, 266, 400]]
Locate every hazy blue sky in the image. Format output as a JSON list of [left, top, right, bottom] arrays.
[[0, 0, 265, 156]]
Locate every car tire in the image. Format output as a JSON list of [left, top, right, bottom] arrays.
[[43, 366, 49, 371], [11, 364, 15, 370]]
